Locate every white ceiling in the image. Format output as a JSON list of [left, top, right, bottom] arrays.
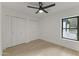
[[2, 2, 79, 18]]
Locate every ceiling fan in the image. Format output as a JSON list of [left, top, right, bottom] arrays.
[[27, 2, 55, 14]]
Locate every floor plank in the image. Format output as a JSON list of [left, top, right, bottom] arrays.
[[3, 39, 79, 56]]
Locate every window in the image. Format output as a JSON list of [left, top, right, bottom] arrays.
[[62, 16, 79, 41]]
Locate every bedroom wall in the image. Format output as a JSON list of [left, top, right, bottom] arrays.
[[39, 6, 79, 51], [0, 3, 2, 55], [2, 7, 39, 50]]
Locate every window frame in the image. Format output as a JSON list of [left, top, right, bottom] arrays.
[[62, 16, 79, 41]]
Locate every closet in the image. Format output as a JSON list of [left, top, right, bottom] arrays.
[[2, 15, 26, 49]]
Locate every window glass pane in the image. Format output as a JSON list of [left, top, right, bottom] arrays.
[[62, 17, 77, 40]]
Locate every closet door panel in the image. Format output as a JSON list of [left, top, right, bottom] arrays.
[[11, 17, 25, 46], [29, 20, 38, 40], [2, 15, 12, 49]]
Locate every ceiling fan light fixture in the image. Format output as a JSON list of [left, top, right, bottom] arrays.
[[39, 10, 43, 13], [27, 2, 56, 14]]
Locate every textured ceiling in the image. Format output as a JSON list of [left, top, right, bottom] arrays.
[[2, 2, 79, 19]]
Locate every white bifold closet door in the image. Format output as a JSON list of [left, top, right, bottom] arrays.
[[2, 15, 26, 49], [11, 17, 26, 46], [2, 15, 12, 49]]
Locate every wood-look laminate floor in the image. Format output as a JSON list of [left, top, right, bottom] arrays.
[[3, 39, 79, 56]]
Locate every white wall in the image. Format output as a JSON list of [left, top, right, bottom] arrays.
[[2, 7, 39, 50], [39, 6, 79, 51], [0, 3, 2, 56]]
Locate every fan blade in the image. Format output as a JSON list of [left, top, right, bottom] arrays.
[[36, 10, 39, 14], [27, 6, 39, 9], [42, 9, 48, 13], [43, 3, 55, 9]]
